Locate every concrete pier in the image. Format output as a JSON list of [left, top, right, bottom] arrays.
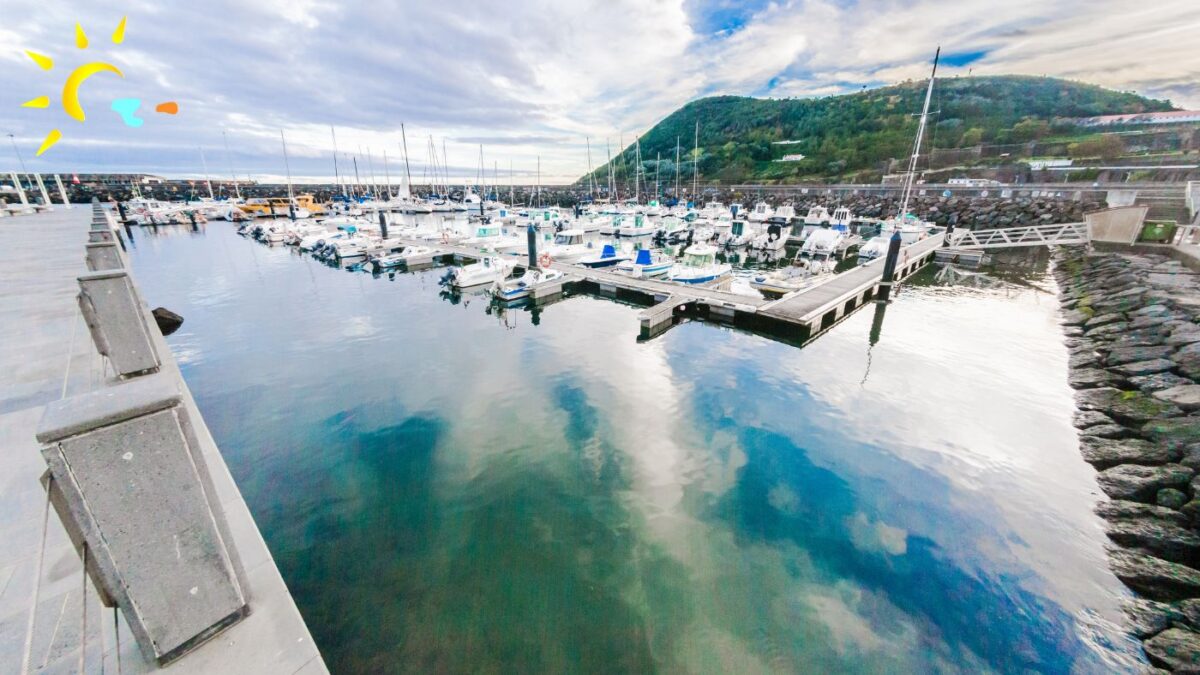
[[0, 207, 326, 673]]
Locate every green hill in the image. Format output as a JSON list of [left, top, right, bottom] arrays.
[[582, 76, 1175, 187]]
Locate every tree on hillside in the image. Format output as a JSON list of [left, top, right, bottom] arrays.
[[1068, 134, 1124, 159], [959, 127, 984, 147], [1011, 118, 1051, 142]]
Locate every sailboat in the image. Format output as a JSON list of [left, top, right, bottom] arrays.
[[860, 48, 941, 263]]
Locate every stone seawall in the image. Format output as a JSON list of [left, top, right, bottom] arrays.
[[1053, 247, 1200, 672], [781, 193, 1105, 228]]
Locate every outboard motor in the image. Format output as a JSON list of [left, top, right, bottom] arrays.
[[767, 223, 782, 243]]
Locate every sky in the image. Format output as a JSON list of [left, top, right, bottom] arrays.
[[2, 0, 1198, 184]]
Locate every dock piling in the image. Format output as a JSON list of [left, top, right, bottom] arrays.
[[378, 210, 388, 240], [876, 231, 903, 303], [527, 223, 537, 269]]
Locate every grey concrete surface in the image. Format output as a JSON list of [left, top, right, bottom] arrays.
[[0, 207, 326, 673]]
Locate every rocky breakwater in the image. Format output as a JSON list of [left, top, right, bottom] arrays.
[[1054, 246, 1200, 672], [793, 193, 1105, 229]]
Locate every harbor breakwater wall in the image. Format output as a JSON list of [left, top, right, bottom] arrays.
[[791, 193, 1106, 228], [1053, 246, 1200, 671]]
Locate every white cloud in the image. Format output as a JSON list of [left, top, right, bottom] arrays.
[[0, 0, 1195, 182]]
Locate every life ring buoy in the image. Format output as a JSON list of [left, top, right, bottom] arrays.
[[538, 253, 553, 268]]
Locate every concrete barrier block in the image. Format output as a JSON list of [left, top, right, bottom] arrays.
[[85, 242, 123, 271], [77, 270, 160, 377], [36, 374, 248, 665], [88, 229, 114, 243]]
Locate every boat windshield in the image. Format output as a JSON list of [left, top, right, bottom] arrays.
[[684, 252, 713, 266]]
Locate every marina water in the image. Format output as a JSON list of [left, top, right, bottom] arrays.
[[127, 221, 1142, 672]]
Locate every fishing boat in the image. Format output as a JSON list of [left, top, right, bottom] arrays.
[[577, 244, 630, 268], [615, 248, 672, 278], [541, 229, 592, 261], [749, 258, 835, 297], [748, 202, 774, 222], [699, 201, 726, 219], [774, 204, 796, 221], [668, 244, 732, 284], [491, 267, 566, 302], [370, 245, 438, 271], [800, 224, 850, 259], [726, 219, 761, 247], [831, 206, 854, 227], [751, 223, 788, 253], [615, 214, 656, 238], [445, 256, 515, 289]]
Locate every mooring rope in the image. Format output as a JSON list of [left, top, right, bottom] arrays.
[[19, 476, 53, 675]]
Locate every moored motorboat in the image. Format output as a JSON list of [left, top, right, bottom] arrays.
[[668, 243, 732, 285], [577, 244, 629, 268], [491, 267, 566, 302], [615, 248, 672, 278], [445, 256, 515, 289]]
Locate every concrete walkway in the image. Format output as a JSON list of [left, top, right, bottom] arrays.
[[0, 208, 326, 673]]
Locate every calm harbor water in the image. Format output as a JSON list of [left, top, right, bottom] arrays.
[[127, 222, 1141, 673]]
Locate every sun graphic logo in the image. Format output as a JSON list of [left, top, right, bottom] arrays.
[[19, 16, 179, 156]]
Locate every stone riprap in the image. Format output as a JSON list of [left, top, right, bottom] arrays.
[[1055, 247, 1200, 671]]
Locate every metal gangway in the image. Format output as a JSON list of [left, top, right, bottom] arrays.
[[947, 221, 1090, 249]]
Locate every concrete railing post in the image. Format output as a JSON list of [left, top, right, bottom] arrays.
[[77, 270, 161, 377], [36, 374, 249, 666], [85, 242, 123, 271]]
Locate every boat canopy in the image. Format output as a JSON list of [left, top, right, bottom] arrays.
[[601, 244, 617, 258], [635, 249, 652, 265]]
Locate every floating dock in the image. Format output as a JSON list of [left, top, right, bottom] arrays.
[[383, 232, 944, 343]]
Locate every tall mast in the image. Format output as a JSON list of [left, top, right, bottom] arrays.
[[366, 147, 378, 200], [634, 135, 641, 203], [352, 156, 362, 199], [400, 123, 413, 198], [605, 139, 614, 199], [509, 160, 514, 206], [692, 121, 698, 200], [441, 139, 449, 196], [655, 151, 661, 200], [536, 156, 541, 208], [280, 130, 294, 200], [383, 149, 391, 200], [898, 46, 940, 221], [331, 126, 344, 197], [199, 147, 213, 199], [222, 130, 241, 200], [585, 137, 595, 199], [674, 136, 680, 200]]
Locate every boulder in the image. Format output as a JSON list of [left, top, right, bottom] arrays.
[[1074, 410, 1115, 429], [1131, 314, 1172, 330], [1182, 500, 1200, 526], [1159, 488, 1189, 510], [1158, 385, 1200, 412], [1144, 628, 1200, 671], [1062, 309, 1092, 326], [1097, 499, 1192, 527], [1069, 368, 1124, 389], [1177, 352, 1200, 380], [1131, 373, 1196, 394], [1144, 418, 1200, 450], [1095, 463, 1193, 502], [1076, 388, 1183, 424], [1124, 598, 1184, 638], [1080, 424, 1130, 440], [1086, 312, 1126, 329], [1107, 345, 1174, 366], [1112, 359, 1178, 377], [1109, 548, 1200, 600], [1081, 437, 1179, 469], [1105, 517, 1200, 564], [1087, 322, 1130, 339], [1179, 598, 1200, 630], [1181, 445, 1200, 471], [1070, 351, 1101, 369], [1167, 329, 1200, 347]]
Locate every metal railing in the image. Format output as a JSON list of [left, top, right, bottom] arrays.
[[948, 221, 1090, 249]]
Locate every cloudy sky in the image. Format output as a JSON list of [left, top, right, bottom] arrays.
[[2, 0, 1198, 184]]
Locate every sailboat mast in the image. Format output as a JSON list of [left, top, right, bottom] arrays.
[[441, 139, 449, 197], [692, 121, 698, 200], [536, 155, 541, 208], [634, 135, 641, 203], [605, 139, 613, 201], [223, 130, 241, 200], [383, 149, 391, 200], [400, 123, 413, 198], [585, 137, 595, 199], [509, 160, 514, 206], [674, 136, 680, 200], [898, 47, 940, 221], [331, 126, 344, 197], [199, 147, 213, 199], [655, 151, 661, 200], [366, 147, 379, 200]]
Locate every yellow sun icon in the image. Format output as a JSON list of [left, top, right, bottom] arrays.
[[18, 16, 174, 157]]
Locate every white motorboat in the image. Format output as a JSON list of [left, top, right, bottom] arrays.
[[446, 256, 515, 288], [668, 244, 732, 285], [540, 229, 592, 262], [577, 244, 630, 268], [491, 267, 566, 302], [726, 219, 761, 247], [615, 248, 672, 278], [751, 223, 788, 253], [615, 214, 656, 238], [831, 206, 854, 227], [371, 245, 438, 271], [749, 258, 835, 297], [800, 224, 850, 259], [748, 202, 774, 222], [774, 204, 797, 221]]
